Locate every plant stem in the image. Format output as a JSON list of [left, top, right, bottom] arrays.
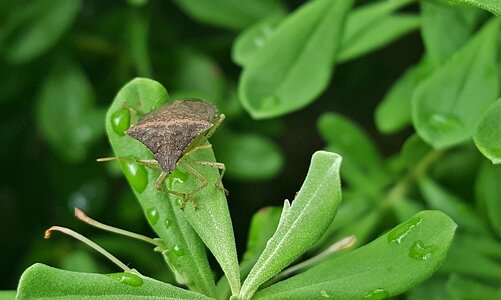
[[45, 226, 135, 273]]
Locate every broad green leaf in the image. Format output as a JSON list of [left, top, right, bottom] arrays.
[[338, 0, 417, 62], [239, 0, 354, 119], [238, 151, 343, 299], [418, 178, 489, 234], [171, 0, 285, 31], [126, 11, 152, 77], [16, 263, 214, 299], [0, 0, 81, 63], [318, 112, 390, 197], [216, 207, 282, 299], [0, 291, 16, 300], [253, 211, 457, 300], [172, 48, 226, 108], [375, 57, 433, 133], [401, 134, 433, 167], [212, 129, 283, 181], [475, 161, 501, 237], [232, 15, 284, 67], [421, 0, 482, 66], [447, 274, 501, 299], [105, 78, 217, 297], [338, 13, 420, 62], [450, 0, 501, 15], [474, 98, 501, 163], [412, 18, 500, 149], [441, 238, 501, 281], [37, 57, 105, 162]]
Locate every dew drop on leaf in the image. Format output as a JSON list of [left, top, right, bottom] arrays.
[[105, 272, 144, 287], [146, 207, 159, 226], [122, 161, 148, 193], [409, 240, 435, 260], [111, 108, 131, 136], [426, 113, 462, 134], [364, 288, 389, 300], [173, 245, 185, 257], [260, 95, 280, 110], [168, 168, 189, 189], [164, 218, 171, 229], [387, 217, 422, 244]]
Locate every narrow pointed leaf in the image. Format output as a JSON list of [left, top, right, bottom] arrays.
[[253, 211, 456, 300], [17, 263, 214, 299], [475, 161, 501, 237], [412, 18, 500, 149], [239, 151, 342, 299], [105, 78, 217, 297], [474, 98, 501, 164], [239, 0, 354, 119]]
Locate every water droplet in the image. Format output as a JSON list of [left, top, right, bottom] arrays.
[[111, 108, 131, 136], [164, 218, 171, 229], [426, 113, 462, 134], [387, 217, 423, 244], [105, 272, 143, 286], [364, 288, 389, 300], [260, 96, 280, 110], [409, 240, 435, 260], [168, 168, 189, 189], [320, 290, 330, 298], [173, 245, 185, 257], [122, 161, 148, 193], [146, 208, 159, 225]]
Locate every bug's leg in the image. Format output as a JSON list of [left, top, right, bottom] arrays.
[[154, 172, 189, 209], [204, 114, 225, 140], [180, 161, 210, 209], [193, 161, 228, 195], [97, 157, 160, 170], [183, 143, 213, 157]]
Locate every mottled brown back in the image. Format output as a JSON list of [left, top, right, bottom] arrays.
[[126, 99, 218, 173]]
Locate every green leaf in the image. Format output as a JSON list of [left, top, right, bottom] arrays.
[[253, 211, 457, 300], [338, 0, 417, 62], [17, 263, 214, 299], [407, 276, 451, 300], [421, 0, 482, 66], [216, 207, 282, 299], [0, 0, 81, 63], [125, 10, 152, 77], [166, 141, 241, 296], [37, 56, 105, 163], [171, 0, 285, 31], [418, 178, 489, 235], [401, 134, 433, 168], [238, 151, 343, 299], [450, 0, 501, 16], [474, 98, 501, 163], [172, 48, 226, 108], [239, 0, 354, 119], [105, 78, 217, 297], [318, 112, 390, 197], [447, 274, 501, 299], [475, 161, 501, 237], [375, 57, 433, 133], [232, 15, 284, 67], [0, 291, 16, 300], [212, 129, 284, 181], [412, 18, 500, 149]]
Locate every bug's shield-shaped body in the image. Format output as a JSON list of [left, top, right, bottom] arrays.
[[125, 99, 218, 174]]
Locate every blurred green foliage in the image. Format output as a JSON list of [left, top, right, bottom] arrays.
[[1, 0, 501, 299]]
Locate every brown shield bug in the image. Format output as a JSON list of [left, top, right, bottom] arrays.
[[100, 99, 226, 209]]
